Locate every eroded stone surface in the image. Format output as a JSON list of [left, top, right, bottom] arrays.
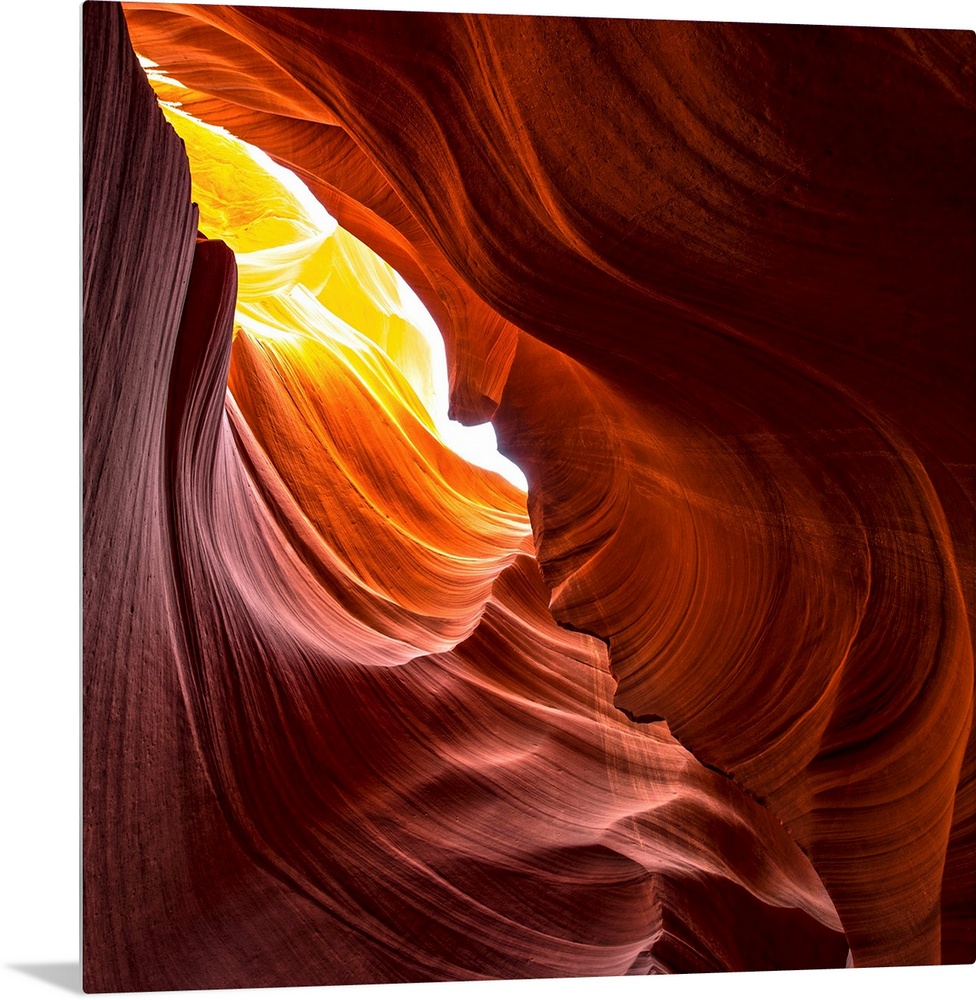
[[82, 3, 974, 988]]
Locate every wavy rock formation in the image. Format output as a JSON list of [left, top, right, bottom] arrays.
[[83, 1, 974, 990]]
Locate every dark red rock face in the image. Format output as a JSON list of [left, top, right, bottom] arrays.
[[83, 1, 974, 991]]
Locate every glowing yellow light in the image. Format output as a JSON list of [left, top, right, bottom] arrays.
[[148, 79, 527, 490]]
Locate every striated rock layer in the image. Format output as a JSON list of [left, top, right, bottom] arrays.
[[83, 1, 974, 990]]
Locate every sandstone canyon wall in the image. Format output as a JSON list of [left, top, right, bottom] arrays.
[[83, 2, 974, 990]]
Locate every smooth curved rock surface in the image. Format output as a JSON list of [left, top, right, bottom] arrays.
[[84, 2, 974, 988]]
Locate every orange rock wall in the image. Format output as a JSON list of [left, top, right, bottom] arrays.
[[83, 1, 974, 989]]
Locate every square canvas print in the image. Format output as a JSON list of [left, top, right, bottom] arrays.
[[82, 1, 975, 992]]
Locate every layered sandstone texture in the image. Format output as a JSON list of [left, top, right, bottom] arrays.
[[83, 2, 974, 991]]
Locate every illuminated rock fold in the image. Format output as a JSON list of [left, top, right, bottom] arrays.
[[83, 1, 974, 989]]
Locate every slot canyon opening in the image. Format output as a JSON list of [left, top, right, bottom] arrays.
[[141, 57, 529, 506]]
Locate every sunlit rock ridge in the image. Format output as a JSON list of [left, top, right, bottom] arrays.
[[83, 2, 974, 991]]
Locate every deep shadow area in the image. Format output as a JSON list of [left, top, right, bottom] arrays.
[[9, 963, 82, 994]]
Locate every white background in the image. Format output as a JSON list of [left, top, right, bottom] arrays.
[[3, 0, 973, 997]]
